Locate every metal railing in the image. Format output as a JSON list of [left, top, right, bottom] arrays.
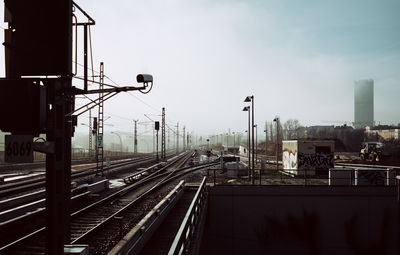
[[168, 176, 207, 255], [206, 164, 399, 186]]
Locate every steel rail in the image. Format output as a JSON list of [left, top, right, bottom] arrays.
[[0, 155, 158, 197], [0, 152, 199, 253], [71, 162, 215, 244], [169, 176, 207, 255]]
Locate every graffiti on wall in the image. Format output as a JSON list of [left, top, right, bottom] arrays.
[[282, 148, 297, 169], [298, 152, 334, 169]]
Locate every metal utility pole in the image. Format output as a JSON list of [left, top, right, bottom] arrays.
[[152, 123, 155, 153], [265, 121, 268, 158], [94, 116, 98, 158], [168, 128, 170, 150], [161, 107, 166, 159], [243, 105, 251, 181], [155, 121, 160, 160], [274, 117, 279, 172], [255, 124, 258, 163], [46, 79, 73, 254], [244, 95, 255, 184], [176, 123, 179, 154], [251, 97, 255, 185], [88, 109, 93, 158], [133, 120, 138, 154], [183, 126, 186, 151], [96, 62, 104, 176], [0, 3, 152, 254]]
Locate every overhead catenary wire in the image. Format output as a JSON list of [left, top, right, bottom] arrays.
[[72, 61, 183, 132]]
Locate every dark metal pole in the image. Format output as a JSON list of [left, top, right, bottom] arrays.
[[176, 123, 179, 154], [251, 96, 255, 185], [83, 24, 88, 92], [265, 122, 267, 158], [46, 78, 72, 254], [255, 124, 258, 163], [248, 110, 251, 181], [133, 120, 137, 154], [45, 1, 73, 253], [162, 107, 166, 159], [153, 125, 155, 153], [156, 129, 159, 161], [276, 119, 279, 172]]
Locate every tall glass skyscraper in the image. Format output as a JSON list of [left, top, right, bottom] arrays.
[[354, 79, 374, 129]]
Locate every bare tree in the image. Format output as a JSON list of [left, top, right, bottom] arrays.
[[283, 119, 303, 139], [264, 121, 269, 143], [269, 122, 274, 142]]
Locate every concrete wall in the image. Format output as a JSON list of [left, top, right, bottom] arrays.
[[201, 185, 398, 255]]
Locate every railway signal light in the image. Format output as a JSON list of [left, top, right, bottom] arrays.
[[0, 78, 46, 136], [93, 117, 98, 133], [4, 0, 71, 77]]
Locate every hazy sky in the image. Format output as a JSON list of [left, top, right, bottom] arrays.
[[1, 0, 399, 137]]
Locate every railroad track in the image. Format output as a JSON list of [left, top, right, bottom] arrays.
[[0, 153, 177, 248], [0, 154, 165, 199], [0, 154, 147, 173], [0, 150, 214, 254]]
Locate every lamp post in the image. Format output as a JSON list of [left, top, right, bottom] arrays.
[[243, 106, 251, 181], [111, 132, 123, 154], [273, 117, 279, 171], [254, 124, 258, 163], [244, 95, 255, 184], [264, 126, 267, 158]]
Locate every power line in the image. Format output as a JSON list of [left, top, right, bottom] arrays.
[[73, 61, 186, 131]]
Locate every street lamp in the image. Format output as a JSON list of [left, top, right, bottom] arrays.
[[111, 132, 123, 154], [273, 117, 279, 171], [254, 124, 258, 163], [244, 95, 255, 184], [243, 106, 251, 181], [264, 128, 267, 158]]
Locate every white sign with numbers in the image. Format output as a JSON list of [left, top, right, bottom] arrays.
[[4, 135, 34, 163], [97, 134, 103, 148]]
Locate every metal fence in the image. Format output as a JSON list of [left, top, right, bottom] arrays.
[[168, 176, 208, 255], [205, 165, 399, 187]]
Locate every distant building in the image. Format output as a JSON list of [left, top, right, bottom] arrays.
[[366, 126, 400, 141], [354, 79, 374, 129], [306, 126, 334, 138]]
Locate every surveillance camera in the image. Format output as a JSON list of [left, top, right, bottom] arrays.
[[136, 74, 153, 83]]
